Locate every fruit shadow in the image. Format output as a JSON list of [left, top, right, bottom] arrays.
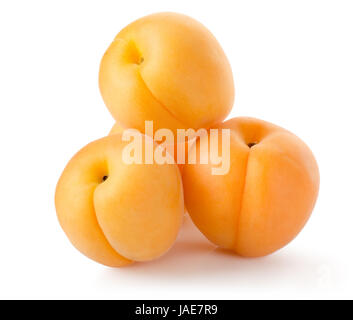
[[101, 215, 327, 289]]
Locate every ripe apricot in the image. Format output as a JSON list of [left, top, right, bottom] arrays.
[[182, 117, 320, 257], [99, 12, 234, 137], [55, 134, 184, 267]]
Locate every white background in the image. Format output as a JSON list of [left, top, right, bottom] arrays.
[[0, 0, 352, 300]]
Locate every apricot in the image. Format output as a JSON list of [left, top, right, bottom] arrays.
[[55, 134, 184, 267], [182, 117, 320, 257], [99, 12, 234, 137]]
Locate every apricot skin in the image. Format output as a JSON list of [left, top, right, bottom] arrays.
[[55, 134, 184, 267], [99, 12, 234, 136], [108, 122, 125, 136], [182, 117, 320, 257], [109, 122, 193, 172]]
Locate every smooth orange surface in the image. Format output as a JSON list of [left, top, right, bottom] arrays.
[[55, 134, 184, 267], [108, 122, 126, 136], [99, 12, 234, 138], [182, 117, 320, 257]]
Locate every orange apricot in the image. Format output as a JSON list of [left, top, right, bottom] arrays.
[[99, 12, 234, 137], [55, 134, 184, 267], [182, 117, 320, 257]]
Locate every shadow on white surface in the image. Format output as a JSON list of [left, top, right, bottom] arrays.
[[98, 215, 333, 296]]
